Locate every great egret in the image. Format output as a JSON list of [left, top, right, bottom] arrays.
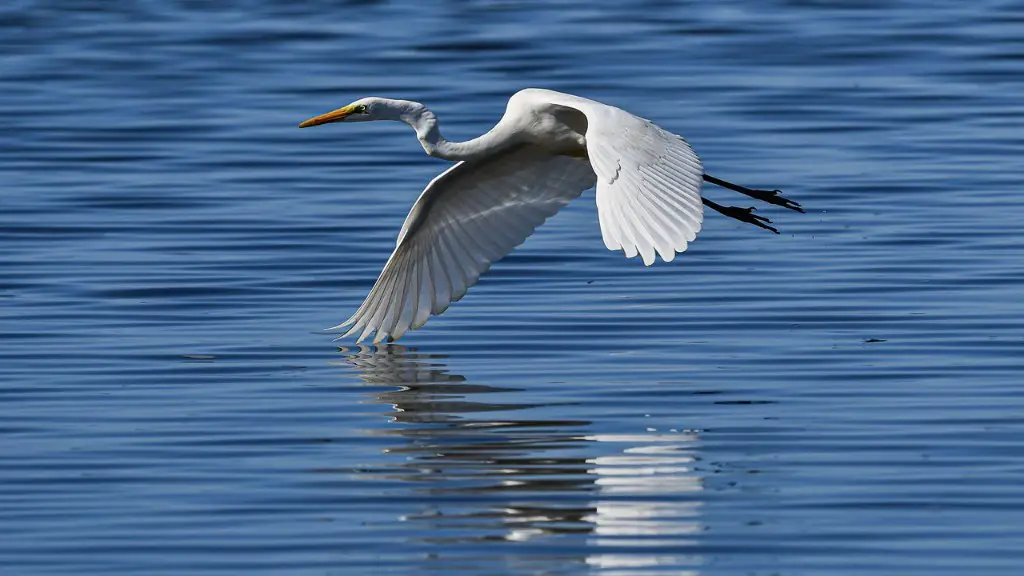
[[300, 89, 802, 343]]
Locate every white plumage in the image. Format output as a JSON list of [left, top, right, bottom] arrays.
[[299, 89, 797, 343], [341, 145, 597, 343]]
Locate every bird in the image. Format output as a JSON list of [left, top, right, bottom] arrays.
[[299, 88, 803, 344]]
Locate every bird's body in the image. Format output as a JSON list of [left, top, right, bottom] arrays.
[[299, 89, 801, 343], [490, 90, 589, 154]]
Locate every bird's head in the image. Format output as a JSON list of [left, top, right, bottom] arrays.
[[299, 97, 424, 127]]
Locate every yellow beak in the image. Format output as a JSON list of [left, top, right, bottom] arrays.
[[299, 104, 359, 128]]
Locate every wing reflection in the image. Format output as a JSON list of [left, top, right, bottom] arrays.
[[338, 345, 594, 543], [585, 434, 704, 575], [337, 346, 707, 574]]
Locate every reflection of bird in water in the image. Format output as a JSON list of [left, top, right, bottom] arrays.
[[301, 89, 802, 343], [337, 345, 596, 542], [336, 346, 708, 572]]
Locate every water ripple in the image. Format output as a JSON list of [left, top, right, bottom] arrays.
[[3, 1, 1024, 574]]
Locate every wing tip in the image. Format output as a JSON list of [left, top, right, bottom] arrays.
[[325, 320, 355, 332]]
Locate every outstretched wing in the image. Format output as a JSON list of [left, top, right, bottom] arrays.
[[556, 96, 704, 265], [336, 145, 597, 344]]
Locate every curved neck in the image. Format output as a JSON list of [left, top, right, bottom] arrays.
[[403, 106, 516, 162]]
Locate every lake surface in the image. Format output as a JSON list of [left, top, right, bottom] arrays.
[[3, 1, 1024, 574]]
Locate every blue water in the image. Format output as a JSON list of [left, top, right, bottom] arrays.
[[3, 1, 1024, 574]]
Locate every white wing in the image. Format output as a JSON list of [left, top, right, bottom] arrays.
[[336, 145, 597, 344], [547, 93, 705, 265]]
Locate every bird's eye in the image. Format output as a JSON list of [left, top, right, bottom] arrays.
[[355, 105, 368, 114]]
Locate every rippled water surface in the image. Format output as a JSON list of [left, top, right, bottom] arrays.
[[3, 1, 1024, 574]]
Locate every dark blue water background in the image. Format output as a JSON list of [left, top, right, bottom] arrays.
[[3, 1, 1023, 574]]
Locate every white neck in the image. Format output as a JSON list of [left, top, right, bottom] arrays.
[[396, 102, 517, 162]]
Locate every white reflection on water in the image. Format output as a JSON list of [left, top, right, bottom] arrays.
[[339, 346, 705, 574], [585, 433, 703, 575]]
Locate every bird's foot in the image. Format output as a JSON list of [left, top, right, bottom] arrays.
[[720, 205, 779, 234], [741, 187, 804, 213]]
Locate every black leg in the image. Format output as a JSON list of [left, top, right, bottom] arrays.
[[702, 197, 779, 234], [703, 174, 804, 213]]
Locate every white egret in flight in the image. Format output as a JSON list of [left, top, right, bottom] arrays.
[[300, 89, 802, 343]]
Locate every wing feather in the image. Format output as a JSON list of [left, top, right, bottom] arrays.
[[412, 249, 433, 330], [548, 93, 704, 265], [426, 243, 451, 316], [392, 256, 419, 341], [354, 262, 396, 342], [337, 144, 597, 342]]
